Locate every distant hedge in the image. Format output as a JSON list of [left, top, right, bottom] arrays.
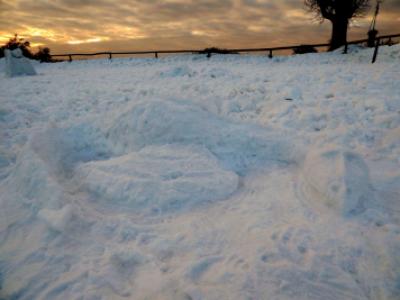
[[293, 45, 318, 55], [0, 34, 54, 62], [198, 47, 239, 57]]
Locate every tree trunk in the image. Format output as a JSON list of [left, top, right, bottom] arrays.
[[329, 18, 349, 51]]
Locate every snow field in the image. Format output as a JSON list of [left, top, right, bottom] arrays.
[[0, 45, 400, 299]]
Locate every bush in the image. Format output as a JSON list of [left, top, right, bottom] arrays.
[[293, 45, 318, 55], [34, 47, 52, 62], [198, 47, 239, 57], [1, 34, 54, 62], [380, 38, 399, 47], [0, 34, 34, 59]]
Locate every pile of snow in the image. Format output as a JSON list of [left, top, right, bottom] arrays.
[[4, 48, 36, 77], [107, 99, 296, 173], [301, 148, 374, 216], [9, 123, 110, 208], [77, 145, 238, 213], [1, 45, 400, 300]]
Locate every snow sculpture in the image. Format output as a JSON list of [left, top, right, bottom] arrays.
[[77, 145, 239, 213], [302, 149, 373, 217], [4, 48, 37, 77]]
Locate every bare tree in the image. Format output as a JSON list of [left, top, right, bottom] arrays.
[[305, 0, 371, 50]]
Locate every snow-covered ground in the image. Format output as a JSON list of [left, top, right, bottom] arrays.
[[0, 45, 399, 300]]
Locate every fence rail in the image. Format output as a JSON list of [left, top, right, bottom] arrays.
[[52, 33, 400, 63]]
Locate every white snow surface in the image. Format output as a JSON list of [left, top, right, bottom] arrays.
[[4, 49, 37, 77], [0, 45, 400, 300]]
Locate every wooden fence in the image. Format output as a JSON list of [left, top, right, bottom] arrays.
[[52, 33, 400, 64]]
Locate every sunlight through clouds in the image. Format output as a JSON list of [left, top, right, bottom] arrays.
[[67, 37, 110, 45]]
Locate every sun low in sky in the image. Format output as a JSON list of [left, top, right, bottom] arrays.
[[1, 0, 399, 54]]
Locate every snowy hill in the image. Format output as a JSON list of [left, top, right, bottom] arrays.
[[0, 45, 400, 300]]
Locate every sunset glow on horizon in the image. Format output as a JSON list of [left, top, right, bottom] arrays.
[[1, 0, 399, 54]]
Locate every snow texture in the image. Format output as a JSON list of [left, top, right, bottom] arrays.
[[77, 145, 239, 213], [0, 44, 400, 300], [107, 99, 296, 173], [301, 148, 373, 217]]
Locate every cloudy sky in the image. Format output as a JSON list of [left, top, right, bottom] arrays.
[[1, 0, 399, 54]]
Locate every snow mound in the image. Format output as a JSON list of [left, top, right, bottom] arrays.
[[11, 140, 64, 208], [301, 149, 373, 216], [4, 48, 37, 77], [12, 120, 240, 214], [77, 145, 239, 213], [29, 123, 110, 174], [107, 99, 296, 174], [11, 123, 110, 208]]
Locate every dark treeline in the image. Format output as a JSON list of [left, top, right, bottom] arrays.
[[0, 34, 54, 62]]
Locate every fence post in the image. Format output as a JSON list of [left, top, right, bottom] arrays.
[[155, 52, 158, 59], [372, 37, 380, 63], [69, 55, 72, 62], [268, 49, 273, 58], [343, 42, 348, 54], [109, 53, 112, 60]]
